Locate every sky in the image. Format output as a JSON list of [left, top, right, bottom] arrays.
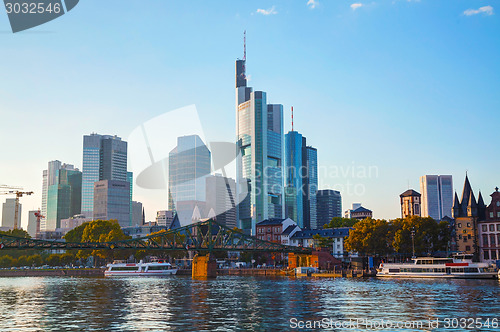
[[0, 0, 499, 228]]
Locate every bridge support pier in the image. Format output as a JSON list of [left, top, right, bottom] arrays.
[[192, 254, 217, 278], [288, 253, 319, 269]]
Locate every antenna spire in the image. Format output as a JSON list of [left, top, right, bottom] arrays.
[[291, 106, 294, 131], [243, 30, 246, 61]]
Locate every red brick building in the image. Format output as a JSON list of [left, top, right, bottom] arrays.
[[478, 187, 500, 262]]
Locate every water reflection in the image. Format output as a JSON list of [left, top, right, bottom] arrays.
[[0, 276, 498, 331]]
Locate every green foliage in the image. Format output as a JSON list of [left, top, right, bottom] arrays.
[[345, 216, 452, 257], [345, 218, 391, 256], [323, 217, 359, 229], [312, 234, 333, 248], [0, 229, 31, 238]]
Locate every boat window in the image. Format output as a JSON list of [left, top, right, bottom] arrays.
[[389, 269, 400, 273], [148, 265, 171, 270], [110, 267, 139, 271]]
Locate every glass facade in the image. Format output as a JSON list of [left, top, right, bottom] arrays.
[[168, 135, 211, 213], [82, 134, 128, 218], [420, 175, 453, 220], [93, 180, 131, 228], [316, 189, 342, 229], [285, 131, 304, 228], [306, 146, 318, 229], [45, 168, 82, 231]]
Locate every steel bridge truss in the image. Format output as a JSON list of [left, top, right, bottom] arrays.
[[0, 219, 312, 254]]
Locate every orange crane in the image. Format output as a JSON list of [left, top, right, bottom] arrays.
[[0, 186, 34, 230]]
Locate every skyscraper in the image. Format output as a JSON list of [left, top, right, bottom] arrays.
[[27, 210, 38, 238], [168, 135, 211, 226], [419, 175, 453, 220], [45, 166, 82, 231], [235, 57, 284, 235], [41, 160, 62, 231], [316, 189, 342, 229], [127, 171, 133, 226], [285, 131, 304, 227], [2, 198, 21, 229], [206, 174, 237, 229], [284, 131, 318, 229], [93, 180, 130, 228], [81, 134, 128, 218]]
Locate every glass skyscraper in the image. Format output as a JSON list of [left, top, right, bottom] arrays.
[[316, 189, 342, 229], [93, 180, 130, 228], [45, 167, 82, 231], [284, 131, 318, 229], [81, 134, 128, 218], [168, 135, 211, 226], [420, 175, 453, 220], [236, 59, 284, 235]]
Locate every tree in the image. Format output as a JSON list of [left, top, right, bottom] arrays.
[[46, 254, 61, 266], [344, 218, 391, 256], [0, 229, 31, 238], [312, 234, 333, 249], [323, 217, 359, 229], [0, 255, 14, 268]]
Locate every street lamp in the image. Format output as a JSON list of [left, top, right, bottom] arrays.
[[411, 227, 416, 259]]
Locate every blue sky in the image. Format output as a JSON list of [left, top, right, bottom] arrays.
[[0, 0, 499, 227]]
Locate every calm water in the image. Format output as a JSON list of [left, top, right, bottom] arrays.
[[0, 276, 499, 331]]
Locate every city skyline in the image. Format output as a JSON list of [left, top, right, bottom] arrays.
[[1, 1, 499, 228]]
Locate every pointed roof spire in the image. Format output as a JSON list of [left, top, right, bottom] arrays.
[[468, 190, 477, 208], [460, 173, 473, 208], [453, 192, 460, 209], [478, 191, 486, 208]]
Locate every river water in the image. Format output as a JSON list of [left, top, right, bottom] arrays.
[[0, 276, 499, 331]]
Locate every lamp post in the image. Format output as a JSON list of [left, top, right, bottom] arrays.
[[411, 227, 416, 259]]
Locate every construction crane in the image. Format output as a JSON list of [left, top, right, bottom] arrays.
[[34, 210, 44, 237], [0, 187, 34, 230]]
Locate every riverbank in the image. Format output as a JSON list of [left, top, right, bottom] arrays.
[[0, 268, 105, 277]]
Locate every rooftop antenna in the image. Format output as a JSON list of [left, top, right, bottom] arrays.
[[291, 106, 294, 131], [243, 30, 246, 61]]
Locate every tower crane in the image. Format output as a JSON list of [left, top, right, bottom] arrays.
[[0, 186, 34, 230]]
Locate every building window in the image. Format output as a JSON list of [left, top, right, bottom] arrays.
[[466, 246, 471, 251], [482, 225, 488, 232], [492, 251, 498, 260], [490, 224, 495, 232], [483, 234, 489, 246], [498, 212, 500, 218], [463, 237, 467, 242], [458, 223, 462, 228], [267, 235, 271, 241], [497, 224, 500, 231], [468, 234, 471, 240], [490, 212, 494, 218], [458, 235, 462, 240], [490, 234, 496, 246], [484, 250, 490, 260], [467, 223, 471, 228]]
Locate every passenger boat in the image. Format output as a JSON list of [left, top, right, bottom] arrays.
[[104, 259, 177, 276], [377, 254, 498, 279]]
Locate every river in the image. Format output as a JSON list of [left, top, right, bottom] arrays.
[[0, 276, 499, 331]]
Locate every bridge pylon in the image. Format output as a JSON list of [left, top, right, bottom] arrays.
[[192, 253, 217, 278]]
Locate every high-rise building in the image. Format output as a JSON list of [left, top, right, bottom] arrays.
[[41, 160, 62, 231], [285, 131, 304, 227], [127, 172, 133, 226], [168, 135, 211, 226], [82, 134, 128, 218], [45, 166, 82, 231], [419, 175, 453, 220], [156, 210, 175, 227], [304, 146, 318, 229], [316, 189, 342, 229], [27, 210, 38, 238], [93, 180, 130, 228], [235, 58, 284, 235], [206, 174, 237, 229], [1, 198, 21, 229], [132, 201, 143, 226], [285, 130, 318, 229]]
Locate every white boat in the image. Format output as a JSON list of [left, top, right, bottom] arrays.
[[377, 254, 498, 279], [104, 259, 178, 276]]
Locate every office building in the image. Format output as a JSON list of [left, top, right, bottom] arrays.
[[45, 166, 82, 231], [235, 57, 284, 235], [128, 172, 133, 226], [168, 135, 211, 226], [156, 210, 175, 227], [1, 198, 20, 229], [82, 134, 128, 218], [27, 210, 38, 238], [304, 146, 318, 229], [132, 201, 143, 226], [419, 175, 453, 221], [41, 160, 63, 231], [93, 180, 131, 228], [206, 174, 237, 228], [316, 189, 342, 228], [400, 189, 421, 218]]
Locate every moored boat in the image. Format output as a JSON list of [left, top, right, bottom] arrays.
[[377, 254, 498, 279], [104, 259, 178, 276]]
